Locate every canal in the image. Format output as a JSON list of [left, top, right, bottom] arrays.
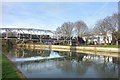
[[2, 47, 119, 78]]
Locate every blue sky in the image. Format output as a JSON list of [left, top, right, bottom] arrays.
[[2, 2, 118, 31]]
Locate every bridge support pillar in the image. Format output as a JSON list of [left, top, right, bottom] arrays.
[[29, 30, 32, 40], [5, 29, 8, 39]]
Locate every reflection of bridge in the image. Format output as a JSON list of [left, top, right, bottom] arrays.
[[15, 50, 64, 61], [15, 48, 119, 64], [0, 28, 55, 40]]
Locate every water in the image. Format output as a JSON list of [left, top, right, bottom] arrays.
[[2, 47, 119, 78]]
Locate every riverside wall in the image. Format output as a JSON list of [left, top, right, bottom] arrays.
[[17, 44, 120, 53], [17, 44, 120, 57]]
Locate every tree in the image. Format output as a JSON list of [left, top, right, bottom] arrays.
[[94, 18, 111, 45], [55, 22, 74, 45], [94, 13, 120, 45], [2, 32, 17, 38], [100, 13, 120, 45], [83, 29, 94, 45], [102, 16, 112, 44], [74, 21, 87, 37], [2, 32, 6, 38], [108, 13, 119, 45], [61, 22, 74, 37], [55, 27, 63, 39]]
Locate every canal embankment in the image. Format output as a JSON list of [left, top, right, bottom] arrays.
[[17, 43, 120, 57], [2, 54, 27, 80]]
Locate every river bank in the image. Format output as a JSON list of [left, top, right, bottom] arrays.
[[17, 43, 120, 52], [17, 43, 120, 58], [2, 54, 27, 80]]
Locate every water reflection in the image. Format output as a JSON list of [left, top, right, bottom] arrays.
[[14, 57, 118, 78], [14, 49, 64, 62], [2, 47, 119, 78]]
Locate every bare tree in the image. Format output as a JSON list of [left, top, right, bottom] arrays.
[[8, 32, 17, 37], [94, 13, 120, 45], [60, 22, 74, 38], [101, 13, 119, 45], [2, 33, 6, 38], [102, 16, 112, 44], [108, 13, 119, 45], [74, 21, 87, 37], [83, 29, 94, 45], [94, 18, 110, 45], [55, 22, 74, 45], [55, 27, 63, 39]]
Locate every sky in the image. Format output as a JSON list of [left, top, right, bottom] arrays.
[[2, 2, 118, 31]]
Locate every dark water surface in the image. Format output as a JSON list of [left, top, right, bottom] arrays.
[[2, 47, 119, 78]]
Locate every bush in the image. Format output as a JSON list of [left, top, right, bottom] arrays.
[[87, 41, 94, 45], [53, 43, 56, 45]]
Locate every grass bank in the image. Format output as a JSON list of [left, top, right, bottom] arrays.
[[2, 54, 27, 80], [2, 55, 20, 79], [2, 56, 19, 79], [96, 45, 120, 48], [80, 45, 120, 48]]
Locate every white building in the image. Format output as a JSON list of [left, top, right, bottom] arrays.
[[82, 32, 113, 44]]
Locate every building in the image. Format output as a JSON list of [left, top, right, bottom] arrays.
[[82, 32, 114, 45]]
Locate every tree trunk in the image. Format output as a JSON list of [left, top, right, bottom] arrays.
[[107, 39, 109, 45], [103, 36, 106, 45], [104, 39, 106, 45], [116, 40, 118, 45], [111, 41, 113, 45], [86, 39, 88, 45], [107, 36, 109, 45]]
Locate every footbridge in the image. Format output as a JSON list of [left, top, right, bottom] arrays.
[[0, 28, 56, 40], [0, 28, 74, 45]]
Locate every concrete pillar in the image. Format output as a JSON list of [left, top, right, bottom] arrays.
[[70, 36, 72, 46], [5, 29, 8, 39], [39, 31, 41, 43], [17, 30, 20, 39], [30, 32, 32, 40], [19, 33, 20, 39], [29, 30, 32, 40]]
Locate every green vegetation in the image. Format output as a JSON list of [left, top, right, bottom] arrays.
[[81, 45, 120, 48], [96, 45, 120, 48], [0, 53, 2, 80], [2, 55, 20, 79]]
